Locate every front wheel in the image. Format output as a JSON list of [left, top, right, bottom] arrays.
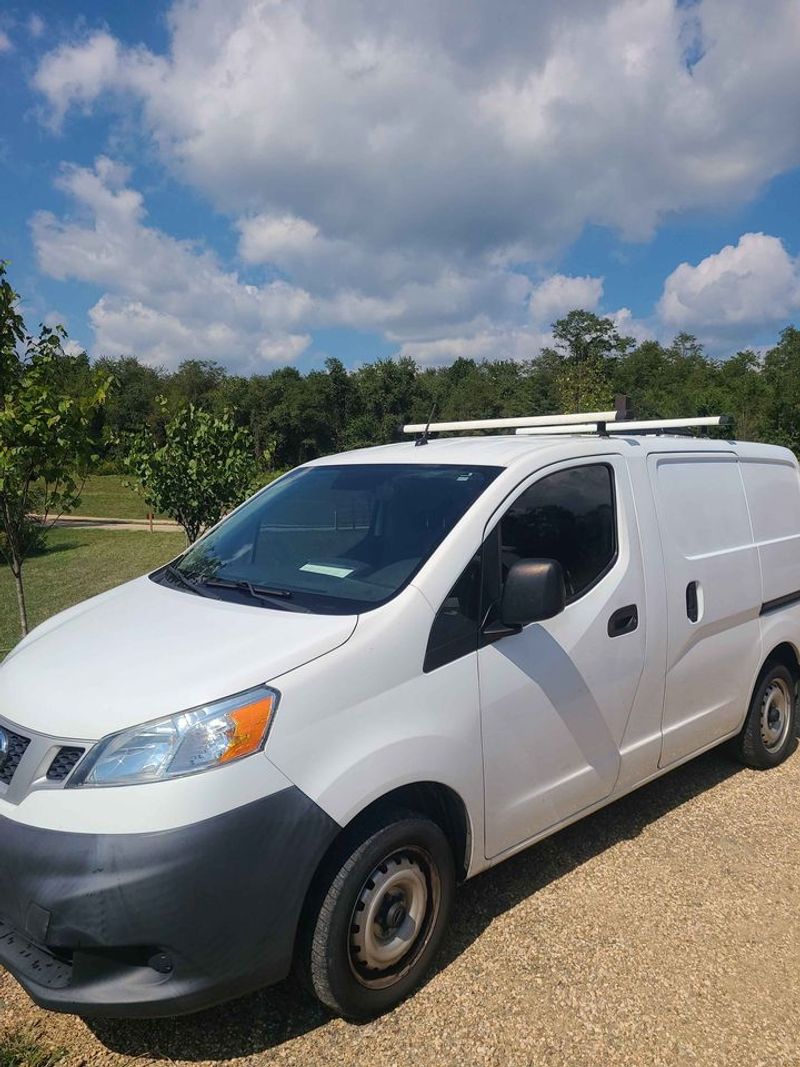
[[298, 810, 455, 1019], [733, 661, 798, 769]]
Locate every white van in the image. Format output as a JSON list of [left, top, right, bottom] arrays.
[[0, 410, 798, 1021]]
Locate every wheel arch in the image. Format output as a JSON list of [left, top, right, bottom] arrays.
[[360, 781, 472, 880], [732, 639, 800, 770], [745, 640, 800, 716], [740, 640, 800, 734], [293, 780, 472, 972], [325, 780, 472, 882], [763, 640, 800, 678]]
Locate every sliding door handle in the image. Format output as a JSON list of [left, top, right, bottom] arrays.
[[686, 581, 699, 622], [608, 604, 639, 637]]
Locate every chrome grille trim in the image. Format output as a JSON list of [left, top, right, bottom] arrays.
[[0, 713, 96, 805]]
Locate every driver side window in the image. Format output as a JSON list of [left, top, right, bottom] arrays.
[[498, 464, 617, 603]]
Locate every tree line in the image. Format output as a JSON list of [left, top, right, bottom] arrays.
[[4, 255, 800, 640], [92, 310, 800, 469]]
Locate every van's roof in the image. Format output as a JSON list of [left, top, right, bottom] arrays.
[[308, 433, 795, 470]]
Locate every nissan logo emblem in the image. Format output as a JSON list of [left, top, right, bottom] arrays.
[[0, 726, 8, 770]]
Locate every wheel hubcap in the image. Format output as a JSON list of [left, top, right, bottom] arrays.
[[349, 848, 439, 989], [759, 678, 792, 753]]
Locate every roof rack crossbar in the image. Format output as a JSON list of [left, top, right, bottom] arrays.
[[402, 410, 619, 435]]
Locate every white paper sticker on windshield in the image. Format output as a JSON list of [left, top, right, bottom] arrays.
[[300, 562, 355, 578]]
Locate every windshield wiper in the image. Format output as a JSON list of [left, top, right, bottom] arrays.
[[163, 564, 218, 599], [202, 576, 311, 613]]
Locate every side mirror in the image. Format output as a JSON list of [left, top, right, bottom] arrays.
[[487, 558, 566, 635]]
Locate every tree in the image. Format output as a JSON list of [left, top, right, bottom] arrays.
[[0, 263, 111, 636], [546, 311, 634, 411], [716, 350, 767, 443], [95, 355, 165, 441], [551, 310, 633, 364], [344, 357, 418, 449], [121, 401, 257, 543], [165, 359, 227, 412], [762, 326, 800, 454]]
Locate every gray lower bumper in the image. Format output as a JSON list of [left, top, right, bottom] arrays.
[[0, 787, 339, 1017]]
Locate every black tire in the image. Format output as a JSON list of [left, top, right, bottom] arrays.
[[297, 808, 455, 1020], [733, 660, 798, 769]]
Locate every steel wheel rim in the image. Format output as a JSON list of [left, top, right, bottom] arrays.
[[759, 677, 792, 753], [349, 847, 440, 989]]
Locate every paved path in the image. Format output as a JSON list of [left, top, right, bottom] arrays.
[[52, 514, 182, 533], [2, 745, 799, 1066]]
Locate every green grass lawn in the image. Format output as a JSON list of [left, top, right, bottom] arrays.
[[62, 471, 285, 521], [1, 528, 185, 654], [62, 474, 166, 520]]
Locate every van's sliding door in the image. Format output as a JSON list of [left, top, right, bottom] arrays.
[[648, 453, 762, 766]]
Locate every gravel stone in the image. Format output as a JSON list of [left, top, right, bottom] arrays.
[[2, 746, 799, 1066]]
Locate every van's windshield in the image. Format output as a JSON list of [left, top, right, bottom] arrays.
[[162, 463, 502, 614]]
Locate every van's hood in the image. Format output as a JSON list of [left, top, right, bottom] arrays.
[[0, 576, 358, 739]]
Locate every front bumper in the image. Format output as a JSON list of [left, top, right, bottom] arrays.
[[0, 787, 338, 1017]]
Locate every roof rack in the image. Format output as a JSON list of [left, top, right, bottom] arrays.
[[403, 409, 619, 436], [402, 407, 733, 441], [516, 415, 734, 436]]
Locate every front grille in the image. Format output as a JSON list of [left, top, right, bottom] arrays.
[[46, 746, 85, 782], [0, 729, 31, 786]]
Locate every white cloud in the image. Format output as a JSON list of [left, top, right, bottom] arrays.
[[28, 14, 45, 39], [237, 214, 319, 264], [28, 1, 800, 361], [32, 157, 547, 366], [32, 0, 800, 254], [530, 275, 603, 323], [658, 233, 800, 339], [256, 333, 311, 363], [0, 30, 12, 53], [34, 32, 120, 123], [33, 30, 163, 128], [609, 307, 652, 345], [31, 158, 312, 370], [397, 326, 553, 367]]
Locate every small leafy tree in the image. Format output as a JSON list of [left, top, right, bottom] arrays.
[[121, 401, 257, 543], [544, 311, 634, 412], [0, 263, 111, 636]]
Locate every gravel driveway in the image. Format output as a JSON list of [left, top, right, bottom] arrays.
[[2, 745, 798, 1067]]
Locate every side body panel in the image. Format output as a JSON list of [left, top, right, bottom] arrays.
[[266, 586, 486, 865]]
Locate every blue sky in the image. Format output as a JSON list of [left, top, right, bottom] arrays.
[[2, 0, 800, 373]]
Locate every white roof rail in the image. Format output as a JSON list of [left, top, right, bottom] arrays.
[[515, 415, 733, 436], [403, 410, 619, 435]]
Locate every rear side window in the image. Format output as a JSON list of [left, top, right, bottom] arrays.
[[499, 464, 616, 601]]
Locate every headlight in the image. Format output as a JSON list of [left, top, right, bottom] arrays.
[[69, 686, 279, 788]]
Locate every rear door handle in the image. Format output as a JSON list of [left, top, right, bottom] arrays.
[[686, 581, 699, 622], [608, 604, 639, 637]]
